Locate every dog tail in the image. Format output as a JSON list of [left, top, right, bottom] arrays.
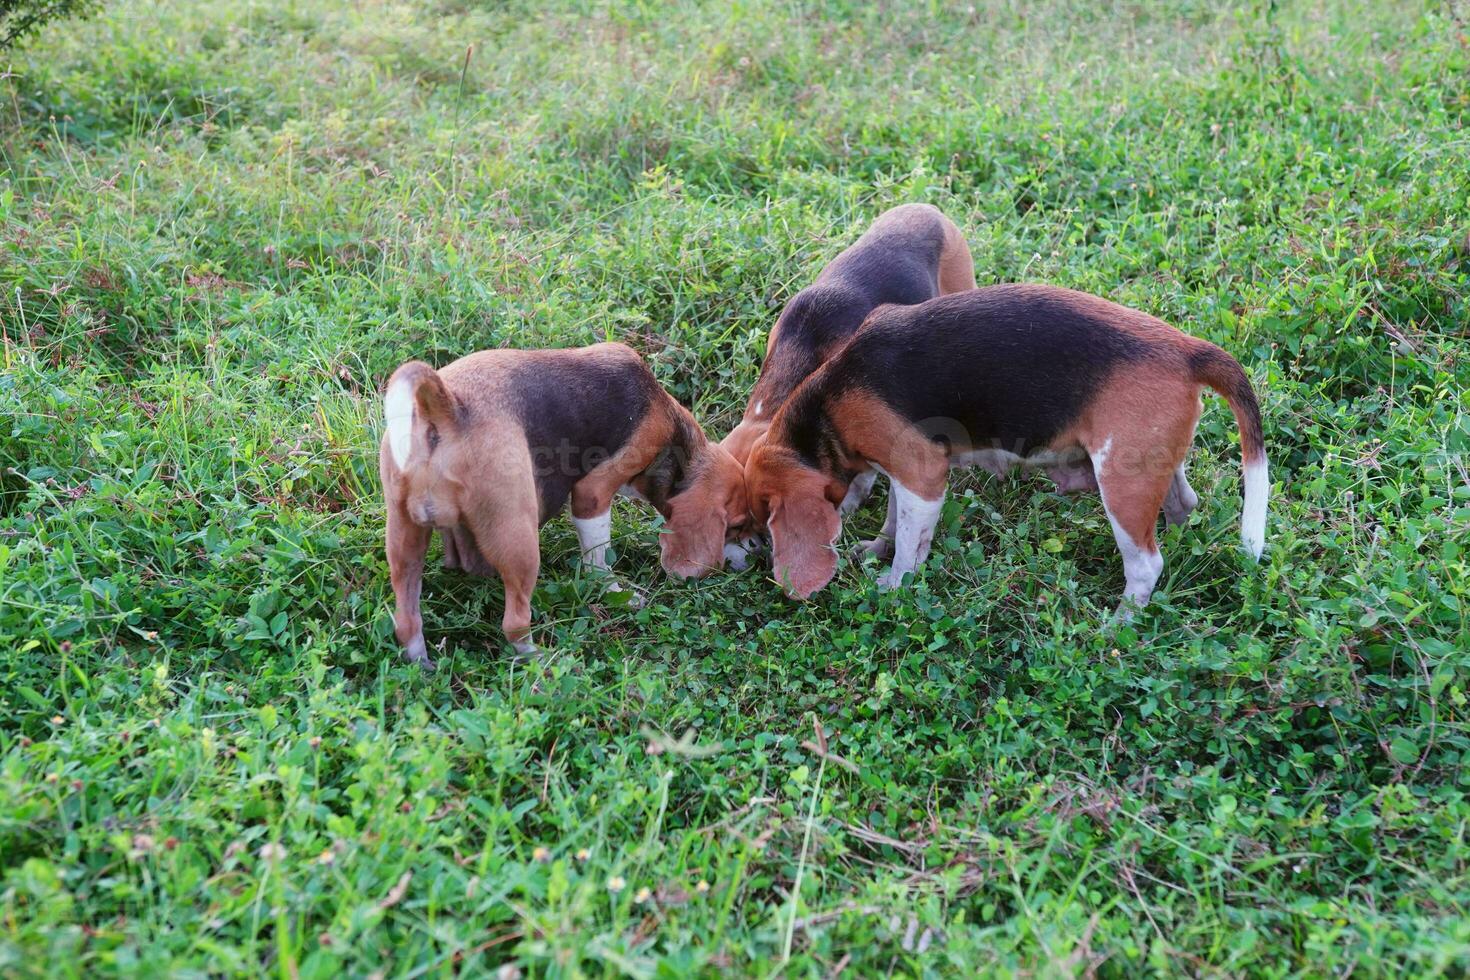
[[384, 360, 457, 471], [1190, 343, 1268, 560]]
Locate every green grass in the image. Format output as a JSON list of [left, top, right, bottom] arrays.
[[2, 0, 1468, 974]]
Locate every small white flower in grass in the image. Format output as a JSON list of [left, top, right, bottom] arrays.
[[50, 715, 64, 726], [607, 875, 626, 893], [496, 965, 523, 980], [695, 880, 710, 894], [317, 848, 335, 865], [532, 846, 550, 863], [575, 848, 590, 862], [259, 842, 286, 863], [634, 887, 652, 904]]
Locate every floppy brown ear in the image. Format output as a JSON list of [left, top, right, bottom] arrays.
[[661, 489, 728, 579], [768, 491, 841, 600]]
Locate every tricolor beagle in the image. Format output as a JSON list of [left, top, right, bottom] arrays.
[[744, 285, 1268, 615], [723, 203, 975, 469], [380, 343, 747, 666], [720, 203, 974, 563]]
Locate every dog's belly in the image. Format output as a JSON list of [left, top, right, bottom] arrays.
[[948, 445, 1097, 493]]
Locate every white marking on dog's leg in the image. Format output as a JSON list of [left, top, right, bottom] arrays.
[[753, 400, 763, 416], [1241, 456, 1269, 560], [574, 510, 643, 604], [384, 376, 416, 469], [572, 510, 612, 570], [1107, 513, 1163, 618], [1091, 437, 1161, 617], [876, 480, 943, 590], [840, 470, 878, 517]]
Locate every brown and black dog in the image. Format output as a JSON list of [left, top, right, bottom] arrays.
[[723, 203, 975, 468], [719, 203, 974, 564], [381, 343, 748, 665], [745, 285, 1268, 615]]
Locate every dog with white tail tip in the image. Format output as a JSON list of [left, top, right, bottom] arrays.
[[744, 284, 1268, 615]]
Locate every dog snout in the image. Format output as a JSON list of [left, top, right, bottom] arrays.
[[723, 534, 765, 571], [664, 558, 713, 580]]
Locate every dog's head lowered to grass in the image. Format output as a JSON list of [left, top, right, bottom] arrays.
[[744, 441, 845, 599], [657, 440, 750, 580]]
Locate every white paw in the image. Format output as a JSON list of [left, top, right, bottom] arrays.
[[511, 638, 538, 657], [875, 569, 908, 592], [853, 537, 894, 561]]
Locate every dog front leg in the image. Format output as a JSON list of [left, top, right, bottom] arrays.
[[876, 480, 944, 591]]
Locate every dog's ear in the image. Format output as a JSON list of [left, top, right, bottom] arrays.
[[661, 445, 747, 579], [767, 488, 841, 600], [384, 361, 458, 470]]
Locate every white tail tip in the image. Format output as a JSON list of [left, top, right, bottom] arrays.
[[1241, 456, 1268, 559], [384, 376, 416, 470]]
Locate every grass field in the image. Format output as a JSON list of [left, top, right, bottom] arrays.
[[2, 0, 1469, 974]]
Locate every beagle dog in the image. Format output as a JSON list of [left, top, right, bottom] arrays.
[[722, 205, 974, 484], [744, 284, 1268, 615], [380, 343, 747, 666], [720, 203, 974, 566]]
